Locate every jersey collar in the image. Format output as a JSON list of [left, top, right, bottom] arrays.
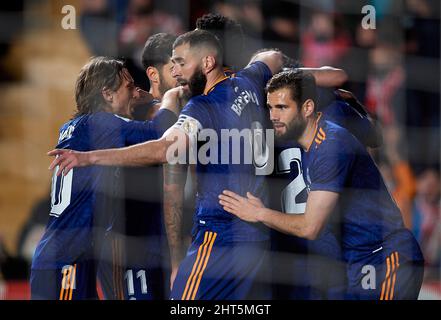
[[304, 112, 323, 152], [204, 73, 229, 95]]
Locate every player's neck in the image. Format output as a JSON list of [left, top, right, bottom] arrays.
[[299, 113, 321, 152], [149, 84, 161, 101], [204, 68, 227, 95]]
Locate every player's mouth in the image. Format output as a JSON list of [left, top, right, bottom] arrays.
[[272, 122, 286, 129], [177, 79, 190, 90]]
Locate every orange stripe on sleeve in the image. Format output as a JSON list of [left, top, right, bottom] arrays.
[[317, 130, 325, 140], [305, 113, 322, 152], [181, 232, 210, 300], [191, 233, 217, 300]]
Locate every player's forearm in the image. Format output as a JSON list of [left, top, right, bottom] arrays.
[[90, 138, 170, 167], [163, 163, 188, 268], [300, 67, 348, 87], [256, 208, 319, 240]]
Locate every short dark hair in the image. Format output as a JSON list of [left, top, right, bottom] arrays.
[[173, 29, 223, 66], [196, 13, 244, 69], [75, 56, 125, 116], [141, 33, 176, 70], [266, 70, 317, 108]]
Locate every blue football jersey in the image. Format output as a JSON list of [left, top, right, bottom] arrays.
[[268, 99, 379, 299], [32, 109, 176, 269], [302, 116, 405, 262], [173, 62, 273, 242], [322, 96, 378, 148]]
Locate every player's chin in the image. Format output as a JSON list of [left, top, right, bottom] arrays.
[[273, 127, 286, 137]]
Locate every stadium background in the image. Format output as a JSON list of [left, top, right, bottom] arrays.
[[0, 0, 439, 299]]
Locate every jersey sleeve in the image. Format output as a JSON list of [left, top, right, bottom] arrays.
[[323, 99, 377, 148], [124, 109, 177, 145], [88, 111, 177, 148], [172, 100, 208, 138], [235, 61, 273, 89], [308, 136, 355, 193]]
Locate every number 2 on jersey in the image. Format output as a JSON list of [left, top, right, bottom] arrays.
[[277, 148, 306, 214]]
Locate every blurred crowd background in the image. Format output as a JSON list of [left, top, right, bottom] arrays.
[[0, 0, 439, 299]]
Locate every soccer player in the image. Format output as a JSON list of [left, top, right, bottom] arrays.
[[196, 13, 356, 300], [47, 29, 284, 300], [97, 33, 179, 300], [133, 33, 179, 120], [218, 70, 425, 300], [31, 57, 179, 300], [268, 88, 381, 299]]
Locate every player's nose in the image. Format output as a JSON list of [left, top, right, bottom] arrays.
[[269, 110, 279, 121], [171, 65, 180, 78]]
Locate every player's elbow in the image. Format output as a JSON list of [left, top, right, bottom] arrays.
[[253, 50, 284, 74], [335, 69, 348, 85], [267, 51, 284, 74], [302, 225, 322, 240], [318, 66, 348, 87]]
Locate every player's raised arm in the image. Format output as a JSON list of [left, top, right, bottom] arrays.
[[298, 66, 348, 87], [248, 49, 284, 75]]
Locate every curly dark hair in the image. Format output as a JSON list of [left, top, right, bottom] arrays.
[[195, 13, 245, 70]]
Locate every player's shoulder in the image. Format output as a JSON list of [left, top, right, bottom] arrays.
[[182, 95, 215, 114], [314, 117, 359, 152], [89, 111, 131, 123]]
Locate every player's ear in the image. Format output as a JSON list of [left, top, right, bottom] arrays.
[[101, 87, 113, 104], [146, 66, 159, 83], [302, 99, 315, 117], [203, 55, 216, 74]]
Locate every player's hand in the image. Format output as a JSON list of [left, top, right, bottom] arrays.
[[130, 88, 154, 111], [47, 149, 92, 176], [162, 86, 189, 115], [170, 266, 179, 291], [218, 190, 265, 223]]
